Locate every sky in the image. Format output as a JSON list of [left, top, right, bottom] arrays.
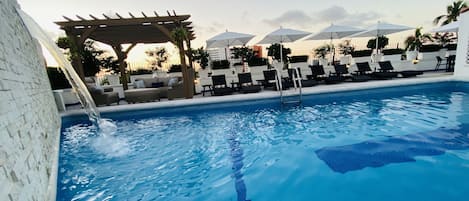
[[17, 0, 456, 67]]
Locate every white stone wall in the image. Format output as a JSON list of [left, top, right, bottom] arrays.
[[0, 0, 61, 200], [454, 12, 469, 79]]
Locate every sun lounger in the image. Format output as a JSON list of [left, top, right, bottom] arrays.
[[378, 61, 422, 78], [211, 74, 233, 96], [287, 68, 317, 87], [238, 73, 262, 93], [259, 70, 288, 90], [309, 65, 343, 84]]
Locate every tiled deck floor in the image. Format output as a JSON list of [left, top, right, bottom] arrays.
[[63, 71, 454, 115]]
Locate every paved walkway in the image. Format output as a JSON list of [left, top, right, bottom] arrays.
[[62, 72, 455, 115]]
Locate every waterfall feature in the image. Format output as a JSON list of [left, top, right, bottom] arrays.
[[16, 8, 101, 125]]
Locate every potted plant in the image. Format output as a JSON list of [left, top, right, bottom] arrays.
[[191, 47, 209, 70], [404, 27, 432, 60], [231, 46, 255, 72], [313, 44, 333, 65], [338, 40, 354, 65], [267, 43, 291, 69]]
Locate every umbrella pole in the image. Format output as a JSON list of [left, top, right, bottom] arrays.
[[330, 37, 335, 66], [225, 47, 228, 60], [280, 43, 283, 69], [375, 35, 379, 56]]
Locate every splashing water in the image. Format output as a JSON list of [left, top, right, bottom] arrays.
[[91, 119, 131, 158], [16, 8, 130, 156], [16, 8, 100, 125]]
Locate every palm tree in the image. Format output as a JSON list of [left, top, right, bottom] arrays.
[[404, 27, 433, 52], [433, 0, 468, 26], [171, 27, 194, 98]]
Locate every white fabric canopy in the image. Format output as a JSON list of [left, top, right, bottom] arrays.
[[306, 24, 364, 40], [257, 27, 311, 44], [430, 21, 459, 33], [206, 31, 255, 48], [351, 22, 413, 38]]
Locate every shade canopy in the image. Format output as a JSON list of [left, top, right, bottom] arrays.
[[430, 21, 459, 33], [306, 24, 364, 40], [257, 27, 311, 44], [351, 22, 413, 38], [206, 31, 255, 48], [55, 12, 195, 45]]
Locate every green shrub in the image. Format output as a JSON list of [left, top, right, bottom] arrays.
[[247, 57, 268, 67], [351, 50, 372, 57], [211, 60, 230, 69], [382, 48, 404, 55], [289, 55, 309, 63], [446, 43, 457, 50], [130, 69, 153, 75], [168, 64, 182, 73], [419, 44, 441, 52]]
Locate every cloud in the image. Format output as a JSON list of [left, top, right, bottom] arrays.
[[263, 10, 313, 28], [263, 6, 382, 28], [316, 6, 348, 23]]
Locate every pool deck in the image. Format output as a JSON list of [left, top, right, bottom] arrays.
[[61, 72, 457, 116]]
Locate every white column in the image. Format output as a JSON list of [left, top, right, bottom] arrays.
[[454, 12, 469, 79]]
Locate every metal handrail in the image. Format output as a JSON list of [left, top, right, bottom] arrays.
[[293, 67, 302, 103], [275, 68, 283, 103]]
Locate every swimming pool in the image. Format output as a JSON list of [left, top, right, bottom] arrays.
[[58, 82, 469, 201]]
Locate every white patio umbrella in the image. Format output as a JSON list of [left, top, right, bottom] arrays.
[[430, 21, 459, 33], [306, 24, 364, 63], [206, 30, 255, 60], [351, 22, 413, 54], [257, 27, 311, 68]]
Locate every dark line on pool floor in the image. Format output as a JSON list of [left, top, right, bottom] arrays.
[[315, 124, 469, 173], [228, 127, 250, 201]]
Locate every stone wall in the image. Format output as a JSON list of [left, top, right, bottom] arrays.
[[0, 0, 61, 200], [454, 11, 469, 78]]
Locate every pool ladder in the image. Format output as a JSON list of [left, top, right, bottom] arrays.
[[275, 68, 302, 105]]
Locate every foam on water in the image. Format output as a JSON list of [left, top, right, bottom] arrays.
[[91, 119, 131, 158]]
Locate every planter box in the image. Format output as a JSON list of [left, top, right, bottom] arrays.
[[352, 56, 372, 64], [382, 54, 402, 62], [406, 51, 418, 61]]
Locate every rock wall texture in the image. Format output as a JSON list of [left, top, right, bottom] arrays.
[[0, 0, 61, 200]]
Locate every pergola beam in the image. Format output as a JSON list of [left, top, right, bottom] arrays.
[[57, 11, 195, 98], [56, 15, 190, 27]]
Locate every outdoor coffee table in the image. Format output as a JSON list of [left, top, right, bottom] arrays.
[[124, 88, 160, 103]]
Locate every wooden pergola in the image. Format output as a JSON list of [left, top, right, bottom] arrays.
[[55, 10, 195, 98]]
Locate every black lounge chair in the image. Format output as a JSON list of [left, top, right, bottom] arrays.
[[259, 70, 288, 90], [238, 73, 261, 93], [435, 56, 445, 71], [446, 55, 456, 72], [308, 65, 327, 81], [211, 74, 233, 96], [334, 64, 371, 82], [378, 61, 423, 78], [332, 64, 352, 79], [309, 65, 343, 84], [287, 68, 317, 87], [373, 61, 399, 79], [352, 62, 374, 82]]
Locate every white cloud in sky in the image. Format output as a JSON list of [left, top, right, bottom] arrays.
[[263, 5, 383, 28], [264, 10, 313, 28]]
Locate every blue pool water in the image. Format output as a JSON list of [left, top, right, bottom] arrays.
[[58, 82, 469, 201]]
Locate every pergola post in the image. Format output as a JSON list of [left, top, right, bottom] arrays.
[[153, 23, 194, 98], [112, 44, 136, 90], [176, 38, 194, 99], [186, 39, 194, 69], [57, 11, 196, 98]]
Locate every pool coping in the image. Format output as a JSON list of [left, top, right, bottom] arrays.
[[60, 75, 460, 117]]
